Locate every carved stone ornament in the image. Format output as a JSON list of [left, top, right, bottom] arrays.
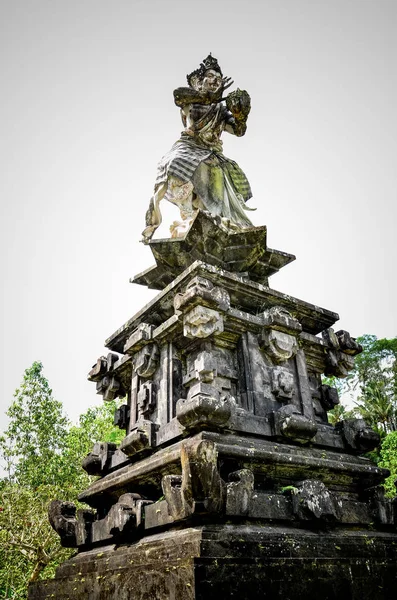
[[194, 350, 216, 383], [274, 404, 317, 443], [337, 418, 380, 452], [262, 306, 302, 334], [320, 384, 340, 411], [176, 393, 235, 431], [81, 441, 117, 476], [226, 469, 255, 516], [289, 480, 339, 522], [120, 419, 156, 457], [271, 366, 294, 400], [137, 380, 156, 419], [183, 305, 224, 339], [48, 501, 78, 548], [91, 493, 153, 544], [161, 439, 225, 520], [322, 328, 360, 378], [262, 329, 298, 364], [124, 323, 155, 355], [174, 276, 230, 313], [87, 352, 125, 401], [133, 343, 159, 378]]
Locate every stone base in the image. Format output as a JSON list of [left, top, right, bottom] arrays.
[[29, 524, 397, 599]]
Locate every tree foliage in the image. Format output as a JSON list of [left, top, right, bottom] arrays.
[[351, 335, 397, 435], [0, 362, 123, 598], [378, 431, 397, 497]]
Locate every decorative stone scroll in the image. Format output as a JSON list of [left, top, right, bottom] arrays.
[[322, 328, 362, 378], [261, 307, 301, 364], [161, 439, 225, 521], [91, 493, 153, 544], [81, 441, 117, 476], [289, 480, 339, 522], [88, 352, 125, 401]]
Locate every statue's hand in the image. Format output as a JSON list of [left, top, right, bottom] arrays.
[[222, 76, 234, 93], [206, 77, 234, 104], [226, 89, 251, 120]]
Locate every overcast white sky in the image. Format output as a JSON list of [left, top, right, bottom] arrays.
[[1, 0, 396, 430]]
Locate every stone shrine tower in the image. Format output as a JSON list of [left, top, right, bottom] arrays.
[[29, 56, 397, 599]]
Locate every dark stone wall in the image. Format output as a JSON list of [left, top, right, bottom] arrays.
[[29, 525, 397, 600]]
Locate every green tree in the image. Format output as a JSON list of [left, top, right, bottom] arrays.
[[0, 362, 69, 488], [378, 431, 397, 497], [351, 336, 397, 435], [0, 362, 123, 598]]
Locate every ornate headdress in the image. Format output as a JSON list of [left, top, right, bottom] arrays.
[[187, 54, 223, 89]]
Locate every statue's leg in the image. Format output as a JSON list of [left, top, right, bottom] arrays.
[[141, 182, 167, 242], [167, 179, 197, 238]]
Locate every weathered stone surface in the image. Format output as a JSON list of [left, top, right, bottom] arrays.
[[183, 305, 224, 338], [48, 501, 78, 548], [120, 420, 156, 457], [274, 404, 318, 443], [134, 211, 295, 289], [161, 439, 225, 521], [226, 468, 254, 516], [29, 525, 397, 599], [289, 480, 339, 522], [82, 441, 117, 476], [177, 392, 235, 431], [337, 418, 380, 452]]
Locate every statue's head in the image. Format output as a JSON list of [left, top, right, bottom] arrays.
[[187, 54, 223, 92]]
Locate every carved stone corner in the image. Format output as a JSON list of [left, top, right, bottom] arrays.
[[364, 486, 396, 526], [48, 500, 78, 548], [124, 323, 155, 355], [174, 276, 230, 314], [274, 405, 317, 443], [337, 419, 380, 452], [161, 439, 225, 521], [133, 343, 159, 378], [182, 305, 224, 339], [271, 366, 295, 401], [120, 420, 156, 457], [262, 306, 302, 335], [82, 441, 117, 476], [226, 469, 255, 516], [320, 384, 340, 411], [322, 328, 358, 378], [176, 392, 235, 431], [91, 493, 153, 545], [88, 352, 125, 401], [290, 480, 340, 523], [114, 403, 130, 430], [261, 329, 298, 364]]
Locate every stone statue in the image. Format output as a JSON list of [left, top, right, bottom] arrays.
[[142, 54, 255, 241]]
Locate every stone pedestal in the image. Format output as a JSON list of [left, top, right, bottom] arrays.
[[29, 212, 397, 599], [29, 525, 397, 599]]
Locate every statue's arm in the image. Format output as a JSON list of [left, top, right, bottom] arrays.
[[173, 87, 217, 107]]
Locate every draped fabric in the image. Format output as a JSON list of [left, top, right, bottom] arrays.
[[151, 100, 254, 231]]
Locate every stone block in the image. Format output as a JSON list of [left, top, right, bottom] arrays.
[[337, 418, 380, 452], [123, 323, 155, 354], [274, 405, 317, 443], [176, 394, 234, 430], [261, 329, 298, 363], [120, 420, 156, 456], [183, 305, 224, 338]]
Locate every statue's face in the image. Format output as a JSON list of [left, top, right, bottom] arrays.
[[201, 69, 222, 93]]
